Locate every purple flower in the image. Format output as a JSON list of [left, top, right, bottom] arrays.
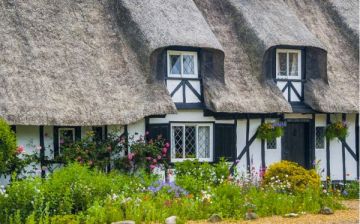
[[147, 181, 188, 197]]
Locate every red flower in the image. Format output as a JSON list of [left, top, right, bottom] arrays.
[[152, 159, 157, 164], [162, 147, 168, 154], [164, 142, 170, 148], [128, 153, 134, 161], [16, 145, 25, 154]]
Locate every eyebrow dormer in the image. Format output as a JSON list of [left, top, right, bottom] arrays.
[[165, 50, 202, 108]]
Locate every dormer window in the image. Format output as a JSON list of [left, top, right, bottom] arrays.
[[168, 51, 198, 78], [276, 49, 301, 79], [274, 48, 304, 103], [166, 50, 202, 107]]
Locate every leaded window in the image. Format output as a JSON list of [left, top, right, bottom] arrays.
[[171, 123, 212, 162], [315, 127, 325, 149], [266, 138, 277, 149], [168, 51, 198, 78], [276, 49, 301, 79]]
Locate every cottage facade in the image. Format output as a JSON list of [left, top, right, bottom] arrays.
[[0, 0, 359, 181]]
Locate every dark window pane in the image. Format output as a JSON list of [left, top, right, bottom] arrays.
[[315, 127, 325, 149], [266, 138, 277, 149], [183, 55, 194, 74], [198, 126, 210, 158], [93, 126, 103, 143], [172, 126, 183, 158], [185, 126, 196, 158], [59, 129, 75, 152], [278, 52, 287, 76], [170, 55, 181, 74]]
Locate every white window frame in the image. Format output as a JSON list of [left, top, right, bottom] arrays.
[[167, 50, 198, 78], [58, 128, 75, 154], [276, 49, 302, 80], [170, 123, 213, 162]]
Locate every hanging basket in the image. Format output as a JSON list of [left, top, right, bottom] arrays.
[[256, 122, 285, 141], [325, 121, 348, 141]]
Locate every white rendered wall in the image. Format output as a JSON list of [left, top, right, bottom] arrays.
[[128, 119, 145, 141], [314, 114, 327, 180], [329, 114, 346, 180], [344, 114, 357, 180], [264, 118, 282, 167], [236, 119, 247, 174]]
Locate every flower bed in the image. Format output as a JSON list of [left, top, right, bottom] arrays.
[[0, 161, 343, 224]]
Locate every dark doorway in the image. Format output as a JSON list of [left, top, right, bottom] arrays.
[[282, 121, 311, 169]]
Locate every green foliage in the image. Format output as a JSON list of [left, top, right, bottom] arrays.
[[256, 122, 284, 141], [59, 131, 123, 170], [343, 181, 360, 199], [113, 134, 169, 173], [0, 162, 342, 223], [263, 160, 321, 193], [0, 118, 17, 175], [325, 121, 348, 140], [174, 159, 230, 195]]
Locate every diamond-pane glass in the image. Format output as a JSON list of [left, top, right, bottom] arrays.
[[289, 52, 298, 76], [266, 138, 277, 149], [185, 126, 196, 158], [278, 53, 287, 76], [198, 126, 210, 158], [315, 127, 325, 149], [183, 55, 194, 74], [170, 55, 181, 74], [172, 126, 183, 158]]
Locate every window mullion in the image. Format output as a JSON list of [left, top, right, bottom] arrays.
[[180, 54, 183, 78]]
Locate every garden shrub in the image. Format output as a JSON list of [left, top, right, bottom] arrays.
[[343, 181, 360, 199], [0, 118, 17, 175], [263, 160, 321, 193], [174, 158, 229, 195]]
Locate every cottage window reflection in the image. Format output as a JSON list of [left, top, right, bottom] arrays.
[[58, 128, 75, 154]]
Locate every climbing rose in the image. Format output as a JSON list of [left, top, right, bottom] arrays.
[[152, 159, 157, 164], [16, 146, 25, 154], [164, 142, 170, 148], [162, 147, 168, 154], [128, 153, 135, 161], [150, 164, 156, 170], [146, 157, 152, 161], [157, 155, 162, 160]]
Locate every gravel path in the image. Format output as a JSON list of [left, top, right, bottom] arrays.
[[188, 200, 359, 224]]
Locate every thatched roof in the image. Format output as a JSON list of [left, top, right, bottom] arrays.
[[195, 0, 358, 113], [0, 0, 358, 125]]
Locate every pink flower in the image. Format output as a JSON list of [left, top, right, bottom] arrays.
[[128, 153, 134, 161], [164, 142, 170, 148], [146, 157, 152, 161], [35, 145, 42, 151], [59, 139, 64, 144], [152, 159, 157, 164], [16, 145, 25, 154], [88, 160, 94, 166], [157, 155, 162, 160], [149, 164, 156, 170], [162, 147, 168, 154], [145, 131, 150, 136], [162, 154, 166, 157]]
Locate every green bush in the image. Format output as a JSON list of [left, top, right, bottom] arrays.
[[263, 160, 321, 193], [343, 181, 360, 199], [0, 118, 17, 175], [174, 159, 229, 195], [0, 162, 342, 223]]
